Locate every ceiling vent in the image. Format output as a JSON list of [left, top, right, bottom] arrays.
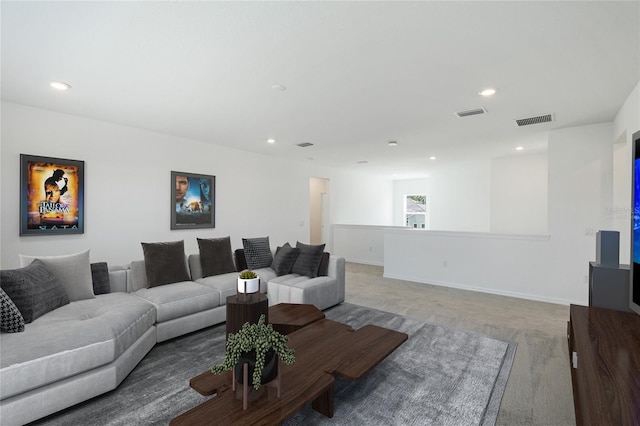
[[455, 107, 487, 118], [297, 142, 314, 148], [515, 114, 554, 127]]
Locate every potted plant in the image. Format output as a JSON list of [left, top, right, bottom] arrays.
[[237, 269, 260, 294], [211, 314, 295, 390]]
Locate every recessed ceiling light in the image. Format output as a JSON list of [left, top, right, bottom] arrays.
[[357, 160, 368, 164], [479, 88, 496, 97], [271, 84, 286, 91], [50, 81, 71, 91], [429, 156, 437, 160], [516, 146, 524, 151], [267, 138, 276, 144], [388, 141, 398, 147]]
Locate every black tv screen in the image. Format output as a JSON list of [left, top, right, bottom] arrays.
[[631, 130, 640, 314]]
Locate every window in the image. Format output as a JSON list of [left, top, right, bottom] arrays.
[[405, 194, 427, 229]]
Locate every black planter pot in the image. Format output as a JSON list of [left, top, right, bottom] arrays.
[[234, 349, 278, 386]]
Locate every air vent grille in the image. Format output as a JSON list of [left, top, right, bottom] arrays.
[[515, 114, 554, 127], [455, 107, 487, 118], [297, 142, 314, 148]]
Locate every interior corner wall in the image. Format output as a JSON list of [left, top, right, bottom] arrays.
[[0, 102, 393, 269], [309, 177, 328, 245], [490, 153, 548, 235], [547, 122, 614, 303]]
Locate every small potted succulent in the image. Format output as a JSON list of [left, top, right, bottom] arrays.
[[237, 269, 260, 294], [211, 314, 295, 390]]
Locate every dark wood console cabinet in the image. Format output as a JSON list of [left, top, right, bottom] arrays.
[[567, 305, 640, 425]]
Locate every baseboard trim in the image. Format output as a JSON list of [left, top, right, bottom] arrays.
[[344, 257, 384, 267]]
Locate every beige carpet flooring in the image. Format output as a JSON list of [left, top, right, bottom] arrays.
[[344, 262, 575, 426]]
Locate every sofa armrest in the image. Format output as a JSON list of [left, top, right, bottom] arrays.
[[188, 254, 203, 280], [108, 265, 128, 293], [128, 260, 148, 292], [327, 256, 346, 303]]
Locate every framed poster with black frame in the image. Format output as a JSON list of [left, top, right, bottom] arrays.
[[171, 171, 215, 230], [20, 154, 84, 235]]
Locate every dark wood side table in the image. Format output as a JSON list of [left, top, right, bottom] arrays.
[[568, 304, 640, 425], [226, 293, 268, 338]]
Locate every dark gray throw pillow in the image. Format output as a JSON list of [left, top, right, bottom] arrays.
[[1, 288, 25, 333], [0, 259, 70, 323], [291, 242, 326, 278], [197, 236, 237, 278], [234, 249, 248, 272], [317, 252, 330, 277], [141, 240, 191, 287], [271, 243, 300, 276], [91, 262, 111, 295], [242, 237, 273, 269]]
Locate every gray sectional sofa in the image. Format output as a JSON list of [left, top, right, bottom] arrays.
[[0, 266, 158, 426], [0, 243, 345, 425]]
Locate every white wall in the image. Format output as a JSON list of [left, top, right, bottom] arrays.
[[393, 178, 429, 227], [309, 177, 329, 245], [428, 160, 491, 232], [490, 153, 548, 234], [0, 102, 393, 269], [332, 224, 401, 266], [384, 230, 553, 302], [383, 123, 616, 304], [613, 81, 640, 264]]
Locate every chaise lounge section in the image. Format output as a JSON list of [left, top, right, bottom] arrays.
[[0, 265, 157, 426]]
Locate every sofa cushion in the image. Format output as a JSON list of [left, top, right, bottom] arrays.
[[91, 262, 111, 295], [196, 271, 244, 303], [242, 237, 273, 269], [134, 281, 220, 323], [267, 275, 338, 310], [19, 250, 94, 301], [291, 242, 326, 278], [271, 243, 300, 276], [197, 236, 236, 277], [0, 260, 70, 323], [0, 288, 25, 333], [141, 240, 191, 287], [0, 292, 156, 400]]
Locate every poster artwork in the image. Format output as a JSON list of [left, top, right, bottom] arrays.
[[172, 171, 215, 229], [22, 155, 83, 234]]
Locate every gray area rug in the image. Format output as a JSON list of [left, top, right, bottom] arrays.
[[30, 303, 516, 426]]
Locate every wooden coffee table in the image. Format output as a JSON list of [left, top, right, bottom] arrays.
[[171, 318, 408, 425], [268, 303, 325, 335]]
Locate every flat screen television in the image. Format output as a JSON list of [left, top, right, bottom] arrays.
[[630, 130, 640, 314]]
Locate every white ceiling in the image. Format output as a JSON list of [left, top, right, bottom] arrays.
[[2, 1, 639, 178]]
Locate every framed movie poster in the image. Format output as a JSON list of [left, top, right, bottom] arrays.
[[171, 171, 215, 230], [20, 154, 84, 235]]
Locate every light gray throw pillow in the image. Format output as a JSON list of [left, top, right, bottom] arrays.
[[19, 250, 95, 301]]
